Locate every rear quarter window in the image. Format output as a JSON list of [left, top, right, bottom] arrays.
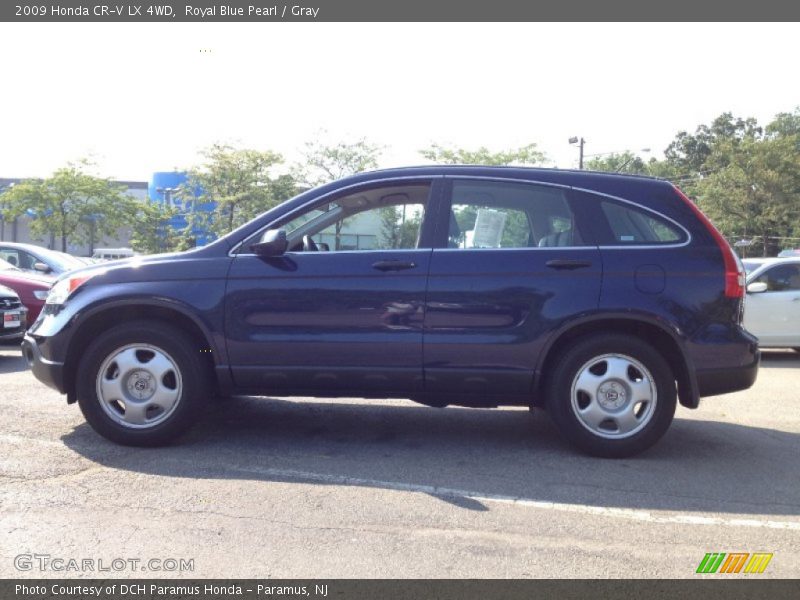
[[598, 200, 686, 245]]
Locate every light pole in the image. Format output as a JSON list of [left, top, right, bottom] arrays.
[[568, 136, 585, 169], [156, 186, 181, 208]]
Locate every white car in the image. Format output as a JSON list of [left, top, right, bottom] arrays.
[[743, 257, 800, 351]]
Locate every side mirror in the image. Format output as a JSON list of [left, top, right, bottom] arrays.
[[250, 229, 288, 257], [747, 281, 768, 293], [33, 262, 51, 273]]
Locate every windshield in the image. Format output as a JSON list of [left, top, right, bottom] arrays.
[[742, 261, 762, 275], [41, 249, 87, 271], [0, 258, 20, 271]]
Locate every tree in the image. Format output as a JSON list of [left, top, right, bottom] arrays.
[[295, 136, 382, 188], [1, 160, 130, 252], [183, 144, 296, 239], [294, 137, 383, 249], [664, 112, 762, 186], [584, 151, 651, 175], [693, 129, 800, 256], [129, 200, 189, 254], [379, 205, 420, 249], [420, 143, 546, 166]]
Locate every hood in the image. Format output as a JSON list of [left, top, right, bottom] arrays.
[[0, 283, 20, 298]]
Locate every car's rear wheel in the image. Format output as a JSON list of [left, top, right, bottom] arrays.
[[76, 321, 208, 446], [546, 334, 676, 458]]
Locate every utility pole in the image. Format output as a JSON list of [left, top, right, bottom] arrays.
[[569, 137, 586, 169]]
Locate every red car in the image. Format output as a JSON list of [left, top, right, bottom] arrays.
[[0, 257, 53, 326]]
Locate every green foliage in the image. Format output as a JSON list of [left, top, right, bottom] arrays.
[[292, 137, 384, 248], [128, 200, 191, 254], [584, 151, 650, 175], [665, 112, 762, 176], [419, 143, 546, 166], [183, 144, 296, 239], [0, 160, 130, 252], [693, 131, 800, 256], [295, 136, 382, 187], [654, 108, 800, 256], [379, 205, 420, 249]]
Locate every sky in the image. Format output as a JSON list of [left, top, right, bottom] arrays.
[[1, 22, 798, 182]]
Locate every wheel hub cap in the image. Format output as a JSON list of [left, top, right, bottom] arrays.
[[570, 353, 658, 440], [598, 381, 627, 410], [95, 344, 183, 429], [125, 369, 156, 401]]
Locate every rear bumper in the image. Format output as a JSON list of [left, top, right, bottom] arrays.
[[695, 349, 760, 397], [22, 333, 67, 394]]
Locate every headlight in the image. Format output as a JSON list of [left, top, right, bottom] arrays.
[[45, 273, 97, 305], [33, 290, 49, 300]]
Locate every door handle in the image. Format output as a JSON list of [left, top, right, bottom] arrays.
[[546, 259, 592, 270], [372, 260, 417, 272]]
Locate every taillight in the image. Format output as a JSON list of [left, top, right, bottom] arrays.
[[673, 185, 744, 298]]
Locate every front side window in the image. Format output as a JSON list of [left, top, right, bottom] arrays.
[[755, 264, 800, 291], [447, 180, 582, 249], [276, 183, 430, 252]]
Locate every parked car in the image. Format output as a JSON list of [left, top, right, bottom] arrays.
[[742, 257, 800, 351], [0, 284, 28, 343], [23, 167, 759, 457], [0, 258, 53, 326], [777, 248, 800, 258], [91, 247, 136, 261], [0, 242, 87, 276]]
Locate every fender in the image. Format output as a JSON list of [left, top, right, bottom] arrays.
[[533, 310, 700, 408]]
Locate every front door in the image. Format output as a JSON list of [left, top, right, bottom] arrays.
[[225, 181, 436, 394]]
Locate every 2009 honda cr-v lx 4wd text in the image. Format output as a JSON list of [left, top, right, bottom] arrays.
[[23, 166, 759, 457]]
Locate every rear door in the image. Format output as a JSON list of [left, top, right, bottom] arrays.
[[423, 178, 602, 396]]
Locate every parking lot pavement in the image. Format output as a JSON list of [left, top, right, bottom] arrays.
[[0, 342, 798, 578]]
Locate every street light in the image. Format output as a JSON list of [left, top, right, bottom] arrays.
[[568, 136, 585, 169], [156, 186, 181, 208]]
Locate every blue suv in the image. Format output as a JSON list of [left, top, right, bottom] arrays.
[[23, 167, 759, 457]]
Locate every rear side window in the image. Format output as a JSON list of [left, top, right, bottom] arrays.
[[599, 201, 685, 245]]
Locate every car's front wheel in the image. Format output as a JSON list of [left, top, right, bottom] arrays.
[[546, 334, 677, 458], [76, 321, 208, 446]]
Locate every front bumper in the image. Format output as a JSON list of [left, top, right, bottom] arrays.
[[22, 333, 67, 394], [0, 329, 25, 342]]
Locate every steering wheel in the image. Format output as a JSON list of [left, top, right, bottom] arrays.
[[302, 235, 319, 252]]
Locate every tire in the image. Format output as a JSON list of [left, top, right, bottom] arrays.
[[546, 334, 677, 458], [76, 320, 209, 446]]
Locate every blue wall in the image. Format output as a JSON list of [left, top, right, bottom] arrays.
[[149, 172, 215, 245]]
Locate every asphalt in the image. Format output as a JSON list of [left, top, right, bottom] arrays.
[[1, 343, 798, 578]]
